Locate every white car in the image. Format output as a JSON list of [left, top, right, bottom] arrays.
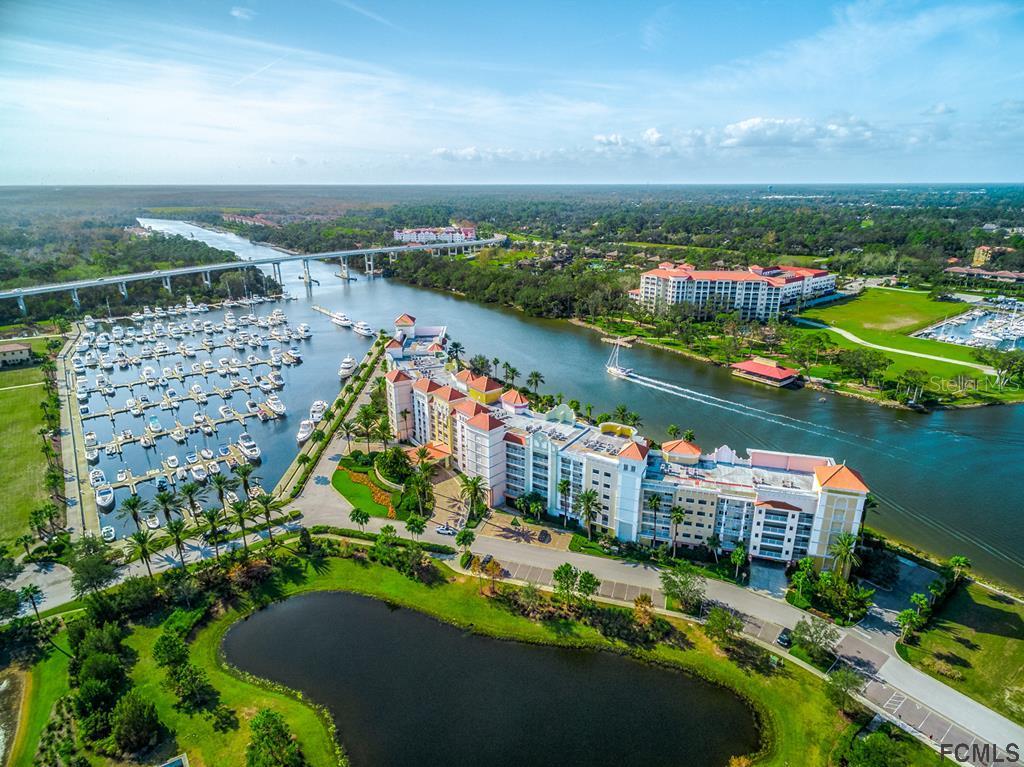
[[435, 525, 457, 536]]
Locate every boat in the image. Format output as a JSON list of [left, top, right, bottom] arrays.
[[605, 345, 634, 380], [207, 461, 221, 475], [218, 405, 234, 419], [200, 447, 214, 460], [331, 313, 352, 328], [256, 376, 274, 393], [265, 395, 287, 415], [190, 464, 208, 482], [225, 490, 240, 505], [245, 399, 260, 414], [287, 346, 303, 361], [352, 321, 374, 337], [309, 400, 328, 423], [175, 466, 189, 481], [95, 486, 115, 509], [84, 431, 98, 446], [104, 444, 118, 458], [192, 411, 206, 424], [185, 451, 199, 465], [268, 371, 284, 387], [139, 434, 154, 448], [101, 526, 116, 542], [148, 415, 163, 432], [116, 469, 130, 483], [89, 469, 106, 487], [167, 455, 180, 469], [86, 448, 99, 462], [217, 444, 231, 458], [237, 432, 261, 461], [296, 419, 315, 444], [337, 355, 357, 379], [170, 428, 187, 443], [297, 323, 312, 338], [145, 515, 160, 530]]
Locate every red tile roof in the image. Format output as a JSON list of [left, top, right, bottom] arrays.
[[384, 369, 411, 383], [385, 339, 403, 349], [500, 389, 529, 406], [466, 413, 505, 432], [432, 385, 466, 403], [730, 359, 799, 381], [618, 441, 650, 460], [814, 464, 869, 493], [468, 375, 502, 393], [394, 313, 416, 325], [426, 343, 443, 352], [413, 378, 441, 393], [503, 432, 526, 445], [755, 499, 802, 512], [452, 400, 489, 417], [661, 438, 701, 456]]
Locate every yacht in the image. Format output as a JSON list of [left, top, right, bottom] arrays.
[[146, 414, 163, 433], [297, 323, 312, 338], [170, 428, 187, 443], [218, 404, 234, 419], [86, 448, 99, 462], [207, 461, 222, 475], [331, 313, 352, 328], [337, 355, 357, 379], [200, 447, 215, 460], [353, 321, 374, 338], [175, 466, 189, 482], [287, 346, 303, 361], [190, 464, 208, 482], [145, 515, 160, 530], [95, 486, 115, 509], [83, 315, 96, 329], [268, 371, 285, 388], [84, 431, 98, 446], [166, 455, 180, 469], [139, 434, 154, 449], [88, 469, 106, 487], [605, 345, 633, 380], [296, 419, 315, 444], [245, 399, 260, 414], [265, 395, 287, 416], [116, 469, 130, 483], [101, 526, 116, 542], [256, 376, 274, 394], [309, 400, 328, 423], [237, 432, 262, 461]]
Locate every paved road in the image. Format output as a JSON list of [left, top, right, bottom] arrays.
[[794, 318, 996, 374]]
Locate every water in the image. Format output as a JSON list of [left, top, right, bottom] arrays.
[[140, 219, 1024, 590], [222, 591, 759, 767]]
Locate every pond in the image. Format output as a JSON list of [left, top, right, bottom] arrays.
[[222, 591, 760, 767]]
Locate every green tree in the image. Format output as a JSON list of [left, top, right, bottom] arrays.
[[669, 505, 686, 557], [730, 544, 747, 580], [19, 583, 43, 623], [660, 562, 706, 613], [129, 529, 158, 578], [576, 489, 600, 540], [646, 492, 661, 546], [526, 370, 544, 392], [349, 507, 370, 532], [828, 532, 860, 580], [576, 570, 601, 607], [229, 499, 254, 555], [825, 667, 864, 713], [253, 493, 285, 544], [910, 592, 929, 616], [405, 514, 426, 541], [246, 708, 306, 767], [704, 606, 743, 646], [164, 518, 189, 568], [201, 507, 225, 559], [117, 493, 147, 532], [666, 424, 680, 439], [457, 474, 486, 522], [233, 462, 259, 499], [552, 562, 579, 604], [556, 477, 572, 526], [153, 488, 180, 525], [110, 689, 160, 753], [69, 535, 116, 596], [455, 528, 475, 554], [178, 480, 206, 519], [896, 608, 923, 642], [947, 555, 971, 584], [792, 617, 840, 665]]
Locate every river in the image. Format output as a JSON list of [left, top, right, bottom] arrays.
[[222, 591, 760, 767], [140, 219, 1024, 591]]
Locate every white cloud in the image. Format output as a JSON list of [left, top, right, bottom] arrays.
[[229, 7, 254, 21], [719, 116, 877, 150], [642, 127, 667, 146], [923, 102, 956, 115], [592, 133, 625, 146]]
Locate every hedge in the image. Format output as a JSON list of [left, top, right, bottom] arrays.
[[307, 525, 456, 555]]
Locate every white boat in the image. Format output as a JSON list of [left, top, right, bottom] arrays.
[[309, 400, 328, 423], [191, 465, 208, 482], [331, 312, 352, 328], [139, 435, 154, 449], [265, 395, 287, 415], [200, 447, 214, 460], [86, 448, 99, 462], [83, 315, 96, 329], [84, 431, 98, 446], [218, 405, 234, 419], [297, 323, 312, 338], [145, 514, 160, 530], [95, 486, 115, 509], [166, 455, 180, 469], [148, 415, 163, 432], [207, 461, 221, 475], [237, 432, 261, 461], [337, 355, 357, 379], [245, 399, 260, 414], [89, 469, 106, 487], [353, 321, 374, 337], [605, 345, 633, 379], [116, 469, 130, 483], [296, 419, 315, 444], [101, 526, 116, 542], [175, 466, 189, 481]]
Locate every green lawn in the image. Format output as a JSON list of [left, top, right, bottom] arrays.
[[330, 467, 394, 518], [0, 382, 49, 547], [900, 582, 1024, 726], [0, 365, 44, 388], [8, 638, 71, 767]]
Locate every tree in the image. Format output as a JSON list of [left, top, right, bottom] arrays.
[[704, 606, 743, 646], [660, 563, 706, 613], [682, 428, 696, 443], [576, 489, 600, 540], [338, 420, 356, 452], [576, 570, 601, 607], [791, 617, 840, 665], [19, 583, 43, 623], [165, 518, 189, 567], [229, 499, 254, 554], [730, 544, 747, 580], [245, 708, 306, 767], [233, 462, 259, 499], [556, 477, 572, 527], [947, 555, 971, 584], [355, 404, 378, 451], [111, 688, 160, 753], [483, 558, 503, 593], [825, 667, 864, 713], [526, 370, 544, 392], [669, 505, 686, 557], [405, 514, 426, 541], [117, 493, 147, 531], [153, 488, 180, 525], [447, 340, 464, 362], [552, 562, 579, 604], [910, 592, 929, 616], [455, 528, 475, 554], [15, 533, 34, 558], [828, 532, 860, 580], [153, 632, 189, 668], [705, 533, 721, 563], [457, 474, 486, 522], [633, 592, 654, 627], [129, 529, 158, 578], [209, 473, 239, 510], [896, 609, 923, 642], [178, 480, 206, 519], [349, 507, 370, 532], [666, 424, 680, 439], [835, 348, 893, 386], [646, 492, 661, 546], [253, 494, 285, 544], [201, 507, 225, 559], [69, 535, 117, 596]]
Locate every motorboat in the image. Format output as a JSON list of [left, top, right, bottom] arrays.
[[225, 490, 240, 505], [199, 447, 214, 460], [104, 444, 118, 458], [139, 434, 154, 448], [297, 323, 312, 338], [170, 428, 187, 443], [256, 376, 274, 393], [116, 469, 130, 483], [175, 466, 189, 482], [352, 321, 374, 337], [337, 355, 357, 379], [185, 451, 199, 465], [148, 415, 163, 432], [265, 395, 287, 415], [119, 428, 134, 441], [207, 461, 221, 475], [331, 313, 352, 328], [190, 464, 208, 482], [84, 431, 98, 446], [245, 399, 260, 414], [605, 345, 633, 380], [95, 486, 115, 509], [309, 400, 328, 423], [167, 455, 180, 469], [145, 515, 160, 530], [101, 526, 116, 542], [237, 432, 261, 461], [86, 448, 99, 462], [287, 346, 303, 361], [268, 371, 284, 387], [192, 411, 206, 424], [217, 444, 231, 458], [89, 469, 106, 487], [201, 422, 215, 436], [296, 419, 314, 444], [218, 405, 234, 419]]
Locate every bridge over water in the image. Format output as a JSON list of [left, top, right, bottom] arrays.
[[0, 236, 505, 314]]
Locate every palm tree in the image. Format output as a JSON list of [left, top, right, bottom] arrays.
[[405, 514, 426, 541], [253, 493, 285, 544], [455, 528, 475, 554], [165, 518, 189, 567], [491, 357, 501, 376], [15, 534, 34, 558], [646, 492, 661, 547], [457, 474, 486, 522], [948, 555, 971, 584], [229, 499, 254, 554], [556, 478, 572, 527], [706, 533, 721, 563], [233, 463, 258, 499], [666, 424, 680, 440], [118, 494, 147, 531], [153, 489, 179, 525], [828, 532, 860, 580], [526, 371, 544, 392], [208, 473, 238, 510], [374, 419, 391, 449], [129, 529, 158, 578], [398, 408, 411, 434], [576, 489, 600, 540], [613, 404, 630, 423], [504, 364, 519, 387], [339, 420, 356, 452], [415, 446, 430, 468], [670, 505, 686, 557], [355, 405, 378, 452], [178, 481, 206, 520], [19, 584, 43, 622], [349, 507, 370, 532], [682, 428, 696, 443], [447, 340, 464, 362], [201, 507, 225, 559]]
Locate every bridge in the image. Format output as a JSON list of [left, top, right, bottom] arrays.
[[0, 236, 505, 314]]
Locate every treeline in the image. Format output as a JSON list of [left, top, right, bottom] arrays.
[[390, 252, 628, 318]]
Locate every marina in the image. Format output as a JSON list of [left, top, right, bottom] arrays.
[[914, 303, 1024, 350]]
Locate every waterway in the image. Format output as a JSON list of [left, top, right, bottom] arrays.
[[222, 591, 759, 767], [140, 219, 1024, 591]]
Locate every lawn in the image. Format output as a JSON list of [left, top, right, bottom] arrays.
[[900, 582, 1024, 726], [330, 466, 395, 518], [7, 639, 71, 767], [0, 382, 49, 547], [0, 365, 43, 388]]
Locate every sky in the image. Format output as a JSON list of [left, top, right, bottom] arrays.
[[1, 0, 1022, 184]]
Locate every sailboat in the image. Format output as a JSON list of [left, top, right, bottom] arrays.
[[605, 344, 633, 379]]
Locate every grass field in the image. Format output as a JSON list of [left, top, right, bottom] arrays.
[[7, 641, 71, 767], [900, 582, 1024, 726], [0, 381, 49, 547], [331, 467, 394, 518], [0, 365, 43, 388]]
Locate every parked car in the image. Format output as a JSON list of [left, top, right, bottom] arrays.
[[776, 628, 792, 648], [435, 525, 457, 536]]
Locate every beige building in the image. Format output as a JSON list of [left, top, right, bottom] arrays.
[[0, 342, 31, 367]]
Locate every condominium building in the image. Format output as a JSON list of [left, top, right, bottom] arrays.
[[393, 226, 477, 244], [382, 315, 868, 569], [631, 262, 836, 320]]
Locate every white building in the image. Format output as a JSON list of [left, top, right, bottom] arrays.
[[393, 226, 477, 244]]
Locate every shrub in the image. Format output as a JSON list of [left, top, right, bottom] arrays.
[[110, 689, 159, 753], [246, 708, 306, 767], [153, 632, 189, 668], [111, 576, 160, 620]]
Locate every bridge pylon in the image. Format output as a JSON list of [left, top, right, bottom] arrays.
[[70, 288, 80, 310], [162, 276, 172, 292]]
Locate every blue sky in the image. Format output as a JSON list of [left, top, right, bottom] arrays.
[[1, 0, 1022, 184]]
